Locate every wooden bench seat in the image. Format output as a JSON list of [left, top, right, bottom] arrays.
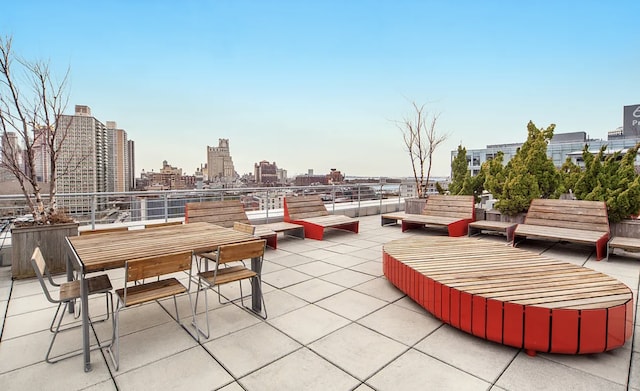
[[514, 199, 610, 260], [468, 220, 517, 242], [185, 200, 304, 249], [284, 195, 359, 240], [607, 236, 640, 260], [383, 195, 475, 237], [383, 236, 633, 355]]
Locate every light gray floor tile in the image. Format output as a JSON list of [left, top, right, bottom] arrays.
[[293, 260, 343, 277], [218, 381, 245, 391], [320, 268, 375, 288], [350, 248, 383, 261], [2, 305, 60, 339], [268, 253, 315, 268], [270, 304, 350, 345], [283, 277, 346, 303], [203, 322, 301, 377], [349, 260, 383, 277], [353, 384, 376, 391], [262, 268, 313, 288], [495, 352, 627, 391], [240, 347, 359, 391], [630, 353, 640, 390], [635, 326, 640, 353], [108, 321, 198, 373], [352, 277, 404, 302], [366, 348, 490, 391], [540, 346, 632, 386], [81, 379, 118, 391], [393, 296, 429, 315], [358, 303, 442, 346], [261, 259, 286, 274], [415, 325, 518, 383], [190, 302, 261, 341], [260, 288, 308, 318], [342, 238, 382, 250], [0, 352, 111, 391], [0, 284, 11, 301], [322, 253, 373, 268], [114, 347, 233, 390], [316, 289, 387, 321], [93, 300, 174, 340], [300, 248, 340, 261], [309, 323, 407, 381], [325, 243, 362, 255]]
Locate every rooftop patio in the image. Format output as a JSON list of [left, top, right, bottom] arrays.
[[0, 214, 638, 390]]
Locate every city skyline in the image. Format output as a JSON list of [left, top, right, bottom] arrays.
[[2, 1, 638, 177]]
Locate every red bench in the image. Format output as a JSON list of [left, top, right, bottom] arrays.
[[284, 195, 359, 240]]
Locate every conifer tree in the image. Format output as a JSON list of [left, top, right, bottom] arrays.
[[448, 145, 468, 195]]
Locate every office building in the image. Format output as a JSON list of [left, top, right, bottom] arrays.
[[207, 139, 235, 183], [254, 160, 278, 184], [455, 104, 640, 176]]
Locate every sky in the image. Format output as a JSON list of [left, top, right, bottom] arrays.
[[1, 1, 638, 178]]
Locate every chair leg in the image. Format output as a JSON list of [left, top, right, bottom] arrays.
[[179, 290, 201, 343], [192, 279, 210, 339], [106, 298, 121, 371], [45, 301, 70, 363], [242, 276, 268, 320]]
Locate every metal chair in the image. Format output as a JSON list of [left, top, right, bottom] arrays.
[[106, 251, 198, 371], [30, 247, 114, 363], [194, 239, 267, 339]]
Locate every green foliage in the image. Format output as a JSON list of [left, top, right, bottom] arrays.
[[557, 156, 582, 196], [448, 145, 468, 195], [435, 182, 445, 194], [574, 144, 640, 222], [488, 121, 560, 215]]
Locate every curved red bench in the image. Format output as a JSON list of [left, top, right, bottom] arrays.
[[383, 236, 634, 355]]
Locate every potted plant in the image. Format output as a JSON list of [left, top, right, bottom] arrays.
[[0, 36, 77, 278], [396, 102, 448, 213]]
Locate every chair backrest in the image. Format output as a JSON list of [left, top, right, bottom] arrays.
[[524, 199, 610, 233], [144, 221, 183, 229], [422, 195, 475, 220], [216, 240, 266, 266], [233, 222, 256, 235], [79, 226, 129, 236], [30, 247, 56, 303], [184, 200, 250, 227], [125, 251, 193, 283], [283, 195, 329, 221]]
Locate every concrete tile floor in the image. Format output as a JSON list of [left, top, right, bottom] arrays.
[[0, 214, 638, 390]]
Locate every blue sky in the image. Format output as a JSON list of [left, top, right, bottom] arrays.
[[2, 1, 638, 178]]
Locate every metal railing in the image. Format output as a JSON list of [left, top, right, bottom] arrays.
[[0, 183, 406, 229]]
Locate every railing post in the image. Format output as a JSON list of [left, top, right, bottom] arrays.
[[331, 185, 336, 213], [398, 184, 402, 212], [163, 193, 169, 222], [379, 184, 383, 214], [357, 184, 362, 217], [265, 189, 270, 223], [91, 195, 97, 229]]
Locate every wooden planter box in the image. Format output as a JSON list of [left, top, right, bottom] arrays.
[[404, 197, 427, 214], [484, 209, 526, 224], [11, 222, 79, 279]]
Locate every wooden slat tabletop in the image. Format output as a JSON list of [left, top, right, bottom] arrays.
[[383, 236, 632, 310], [68, 222, 257, 272]]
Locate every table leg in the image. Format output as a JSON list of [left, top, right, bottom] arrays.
[[80, 271, 92, 372], [251, 256, 261, 312], [66, 254, 75, 314]]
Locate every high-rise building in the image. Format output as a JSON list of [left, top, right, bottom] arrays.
[[107, 121, 129, 192], [207, 139, 235, 183], [127, 140, 135, 191], [254, 160, 278, 184], [56, 105, 109, 212]]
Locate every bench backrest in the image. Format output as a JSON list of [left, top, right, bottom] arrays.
[[284, 195, 329, 221], [184, 200, 250, 228], [422, 195, 475, 220], [524, 199, 610, 233]]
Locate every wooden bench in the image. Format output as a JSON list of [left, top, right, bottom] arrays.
[[382, 195, 475, 237], [184, 200, 304, 249], [468, 220, 518, 242], [514, 199, 610, 261], [607, 236, 640, 260], [383, 236, 633, 355], [283, 195, 359, 240]]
